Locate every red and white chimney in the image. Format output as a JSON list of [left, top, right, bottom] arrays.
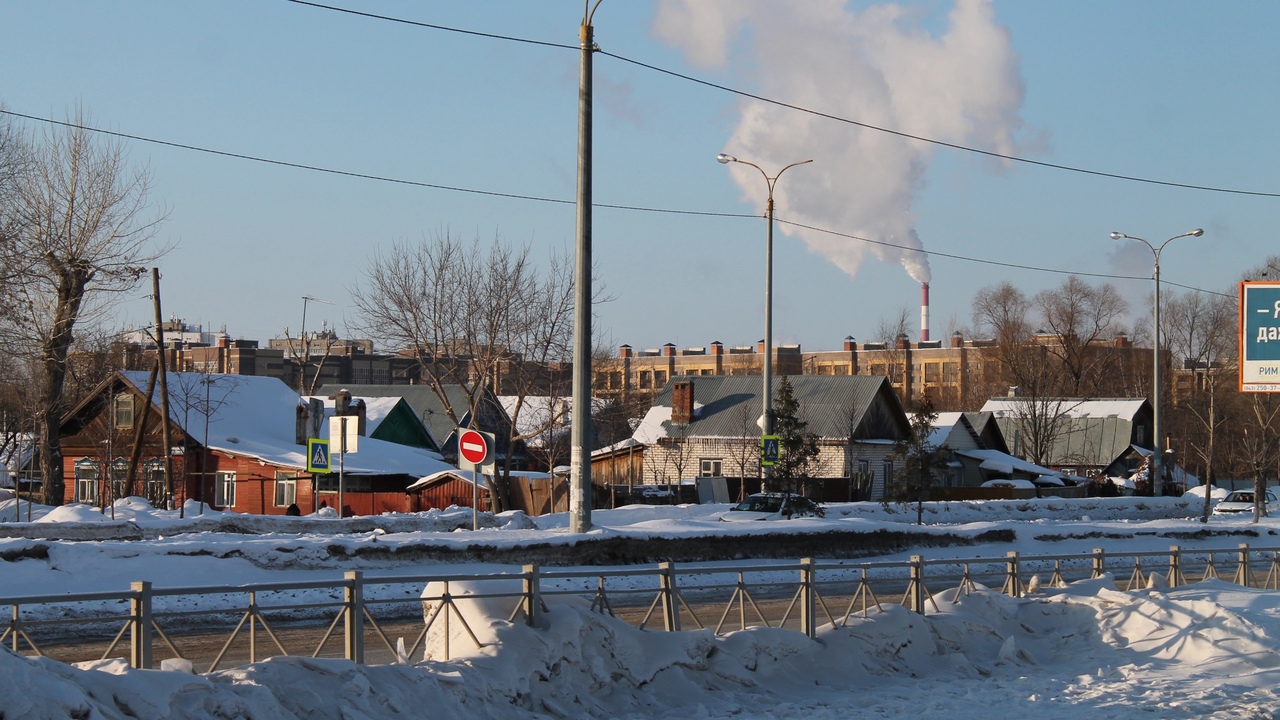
[[920, 282, 931, 342]]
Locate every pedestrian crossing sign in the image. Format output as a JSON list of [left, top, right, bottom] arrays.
[[307, 438, 331, 474], [761, 435, 780, 467]]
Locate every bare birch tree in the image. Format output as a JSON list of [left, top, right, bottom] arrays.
[[1, 109, 165, 505], [349, 232, 580, 510]]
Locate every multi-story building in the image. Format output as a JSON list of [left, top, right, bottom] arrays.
[[596, 333, 1149, 410]]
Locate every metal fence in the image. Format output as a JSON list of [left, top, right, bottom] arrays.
[[4, 542, 1279, 671]]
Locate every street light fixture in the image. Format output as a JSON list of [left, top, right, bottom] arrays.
[[1110, 228, 1203, 495], [717, 153, 812, 464]]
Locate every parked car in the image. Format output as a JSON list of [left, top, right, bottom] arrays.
[[1213, 490, 1280, 515], [720, 492, 824, 522]]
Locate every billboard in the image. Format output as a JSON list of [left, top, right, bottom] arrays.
[[1240, 281, 1280, 393]]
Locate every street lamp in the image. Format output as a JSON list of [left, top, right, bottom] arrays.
[[1110, 228, 1203, 495], [717, 153, 812, 451]]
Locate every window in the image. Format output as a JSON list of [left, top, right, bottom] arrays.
[[113, 395, 134, 428], [274, 473, 298, 507], [639, 371, 652, 389], [215, 471, 236, 507], [700, 459, 723, 477], [882, 459, 894, 489], [145, 460, 167, 507], [75, 459, 99, 504], [110, 459, 129, 500]]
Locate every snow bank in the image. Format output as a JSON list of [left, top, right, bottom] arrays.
[[9, 577, 1280, 718]]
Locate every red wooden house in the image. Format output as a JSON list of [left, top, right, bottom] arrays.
[[58, 372, 453, 517]]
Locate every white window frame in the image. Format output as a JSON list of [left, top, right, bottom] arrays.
[[75, 460, 99, 504], [699, 458, 723, 477], [274, 475, 297, 507], [215, 470, 236, 507], [145, 461, 167, 507]]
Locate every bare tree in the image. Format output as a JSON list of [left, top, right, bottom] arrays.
[[1, 109, 165, 505], [1163, 288, 1236, 521], [349, 231, 586, 511], [1034, 276, 1129, 396], [726, 399, 759, 502]]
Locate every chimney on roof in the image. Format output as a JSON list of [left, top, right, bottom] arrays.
[[951, 331, 964, 349], [672, 380, 694, 425], [662, 343, 676, 357], [619, 344, 632, 358], [896, 333, 910, 350], [710, 341, 723, 355], [333, 389, 351, 415], [843, 335, 856, 352]]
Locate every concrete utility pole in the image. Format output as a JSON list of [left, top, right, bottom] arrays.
[[570, 1, 602, 534]]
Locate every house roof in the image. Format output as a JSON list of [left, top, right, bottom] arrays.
[[980, 397, 1148, 421], [303, 395, 402, 435], [117, 372, 451, 478], [979, 397, 1151, 468], [635, 375, 910, 442], [497, 395, 611, 448]]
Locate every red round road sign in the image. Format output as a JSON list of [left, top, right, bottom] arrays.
[[458, 429, 489, 465]]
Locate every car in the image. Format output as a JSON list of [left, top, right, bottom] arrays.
[[1213, 489, 1280, 515], [720, 492, 824, 522]]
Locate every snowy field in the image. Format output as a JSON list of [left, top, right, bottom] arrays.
[[7, 489, 1280, 718]]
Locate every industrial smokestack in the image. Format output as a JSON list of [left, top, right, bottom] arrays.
[[920, 282, 930, 342]]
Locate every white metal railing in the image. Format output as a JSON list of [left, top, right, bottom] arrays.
[[3, 542, 1279, 670]]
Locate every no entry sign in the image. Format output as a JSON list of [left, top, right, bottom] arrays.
[[458, 428, 492, 470]]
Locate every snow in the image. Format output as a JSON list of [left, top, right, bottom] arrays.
[[5, 492, 1280, 717], [116, 371, 453, 480]]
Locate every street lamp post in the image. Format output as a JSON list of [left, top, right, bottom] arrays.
[[717, 154, 812, 466], [1110, 228, 1203, 495]]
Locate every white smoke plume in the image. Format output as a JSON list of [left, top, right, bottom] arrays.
[[653, 0, 1027, 284]]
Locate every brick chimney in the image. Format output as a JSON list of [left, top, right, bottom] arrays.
[[671, 380, 695, 425], [1114, 333, 1129, 348], [951, 332, 964, 349], [843, 335, 856, 352], [896, 333, 910, 350], [619, 344, 632, 358], [662, 343, 676, 357], [710, 341, 723, 355]]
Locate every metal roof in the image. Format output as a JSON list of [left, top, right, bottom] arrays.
[[648, 375, 910, 441]]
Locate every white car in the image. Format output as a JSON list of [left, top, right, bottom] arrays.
[[720, 493, 824, 522], [1213, 489, 1280, 515]]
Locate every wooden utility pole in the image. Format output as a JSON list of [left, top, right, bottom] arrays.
[[152, 269, 176, 515]]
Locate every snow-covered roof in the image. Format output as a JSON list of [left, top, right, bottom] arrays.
[[303, 395, 404, 436], [405, 468, 555, 492], [980, 397, 1147, 420], [120, 372, 451, 479], [956, 448, 1064, 479]]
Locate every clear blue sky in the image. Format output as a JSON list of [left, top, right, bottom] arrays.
[[3, 1, 1277, 354]]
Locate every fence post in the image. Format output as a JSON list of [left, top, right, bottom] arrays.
[[1168, 545, 1183, 588], [522, 564, 540, 627], [909, 555, 925, 613], [1235, 543, 1253, 588], [130, 581, 153, 669], [1004, 551, 1022, 598], [344, 570, 364, 663], [659, 561, 680, 631], [800, 558, 816, 637], [1091, 548, 1106, 579]]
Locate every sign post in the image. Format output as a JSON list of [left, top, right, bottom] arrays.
[[458, 428, 495, 530], [330, 416, 359, 518], [1240, 281, 1280, 393]]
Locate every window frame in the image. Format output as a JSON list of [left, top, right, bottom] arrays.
[[274, 473, 298, 507], [215, 470, 237, 508]]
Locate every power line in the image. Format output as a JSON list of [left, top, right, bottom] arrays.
[[283, 0, 576, 50], [282, 0, 1280, 199], [0, 108, 1231, 297]]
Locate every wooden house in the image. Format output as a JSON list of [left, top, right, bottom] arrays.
[[59, 372, 453, 517]]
